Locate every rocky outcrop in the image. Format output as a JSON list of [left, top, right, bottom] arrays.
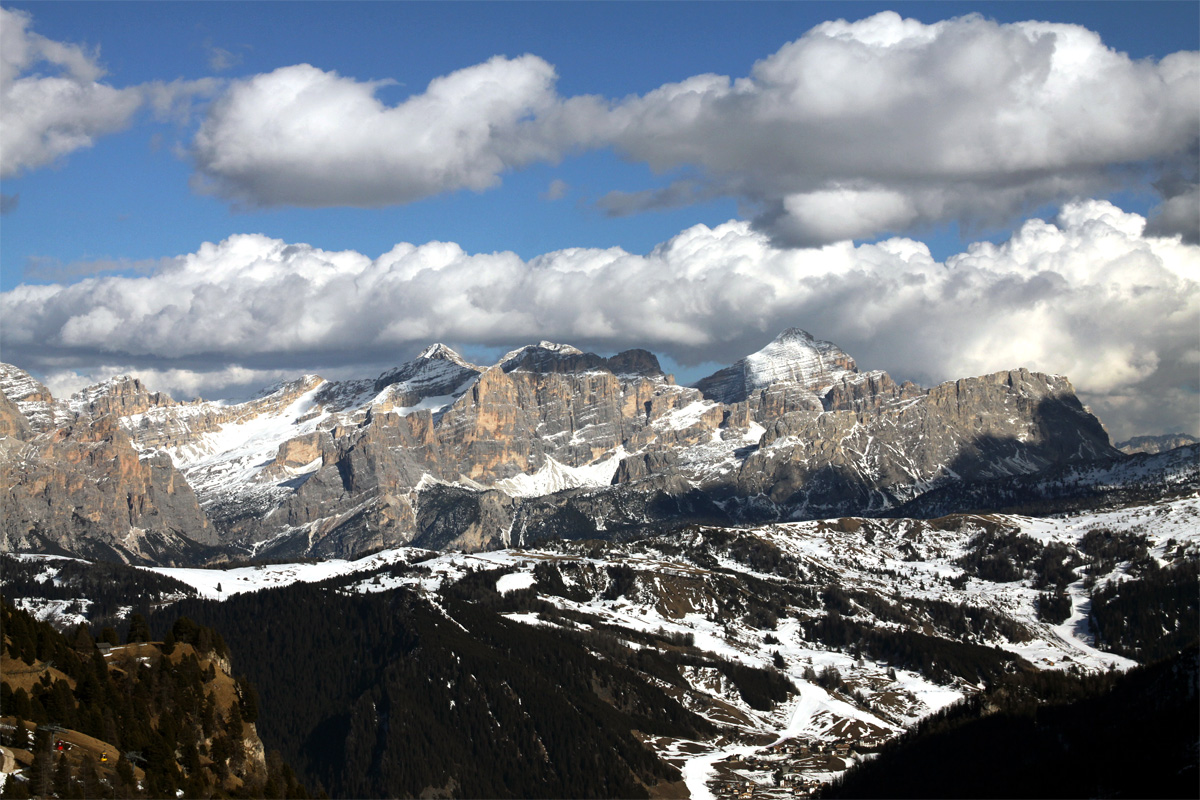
[[69, 375, 175, 418], [734, 368, 1119, 516], [0, 411, 217, 565], [0, 363, 74, 432], [0, 388, 32, 440], [237, 348, 716, 554], [497, 342, 664, 377]]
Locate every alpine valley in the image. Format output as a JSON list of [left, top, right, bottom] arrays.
[[1, 329, 1197, 799]]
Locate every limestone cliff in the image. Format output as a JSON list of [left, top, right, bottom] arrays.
[[0, 382, 216, 565]]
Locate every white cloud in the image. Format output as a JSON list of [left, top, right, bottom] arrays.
[[144, 78, 223, 125], [0, 6, 145, 178], [190, 56, 603, 207], [3, 200, 1196, 439], [184, 11, 1198, 245], [599, 11, 1200, 245]]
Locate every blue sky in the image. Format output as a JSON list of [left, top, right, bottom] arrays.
[[0, 2, 1197, 439], [3, 1, 1196, 280]]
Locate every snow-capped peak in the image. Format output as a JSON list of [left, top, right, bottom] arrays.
[[373, 346, 482, 394], [693, 328, 858, 404], [418, 343, 479, 370], [498, 341, 584, 366], [743, 329, 857, 391]]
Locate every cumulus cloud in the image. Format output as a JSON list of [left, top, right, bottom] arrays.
[[599, 11, 1200, 245], [190, 56, 606, 207], [3, 200, 1196, 439], [0, 6, 145, 178], [184, 11, 1198, 244]]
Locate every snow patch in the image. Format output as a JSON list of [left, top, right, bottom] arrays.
[[494, 448, 626, 497]]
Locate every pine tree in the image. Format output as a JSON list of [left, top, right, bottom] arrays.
[[52, 753, 71, 798], [237, 675, 260, 723], [127, 614, 152, 644]]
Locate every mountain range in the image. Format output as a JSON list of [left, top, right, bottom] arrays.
[[0, 328, 1135, 565], [2, 327, 1197, 798]]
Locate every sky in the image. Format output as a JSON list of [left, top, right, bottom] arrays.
[[0, 1, 1197, 441]]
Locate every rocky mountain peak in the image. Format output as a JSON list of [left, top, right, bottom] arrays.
[[694, 328, 858, 404], [253, 374, 325, 403], [497, 342, 667, 378], [417, 342, 479, 369], [1116, 433, 1199, 455], [0, 362, 73, 432], [0, 362, 55, 403], [605, 348, 664, 377], [498, 341, 586, 372], [69, 375, 176, 418], [373, 346, 482, 396]]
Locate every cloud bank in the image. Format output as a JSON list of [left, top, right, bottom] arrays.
[[4, 200, 1196, 440], [189, 11, 1199, 244]]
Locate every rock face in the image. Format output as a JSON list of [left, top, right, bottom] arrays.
[[69, 375, 176, 418], [0, 377, 217, 565], [1, 329, 1131, 563], [0, 363, 74, 432], [731, 368, 1117, 517]]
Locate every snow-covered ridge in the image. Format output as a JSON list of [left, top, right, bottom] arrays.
[[500, 341, 584, 363], [417, 342, 480, 370], [0, 362, 54, 402], [372, 343, 481, 394], [67, 375, 135, 412], [0, 362, 73, 431]]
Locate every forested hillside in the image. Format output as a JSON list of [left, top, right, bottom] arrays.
[[822, 645, 1199, 798], [0, 600, 306, 799], [145, 579, 739, 798]]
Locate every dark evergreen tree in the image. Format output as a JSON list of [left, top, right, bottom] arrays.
[[126, 614, 151, 644]]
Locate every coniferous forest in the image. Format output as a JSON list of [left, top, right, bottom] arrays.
[[822, 645, 1199, 799], [0, 600, 307, 799]]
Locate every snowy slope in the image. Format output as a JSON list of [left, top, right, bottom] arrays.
[[9, 489, 1197, 795], [494, 448, 628, 497], [0, 362, 73, 431]]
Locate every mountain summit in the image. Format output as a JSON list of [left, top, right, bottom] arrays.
[[693, 328, 857, 404]]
